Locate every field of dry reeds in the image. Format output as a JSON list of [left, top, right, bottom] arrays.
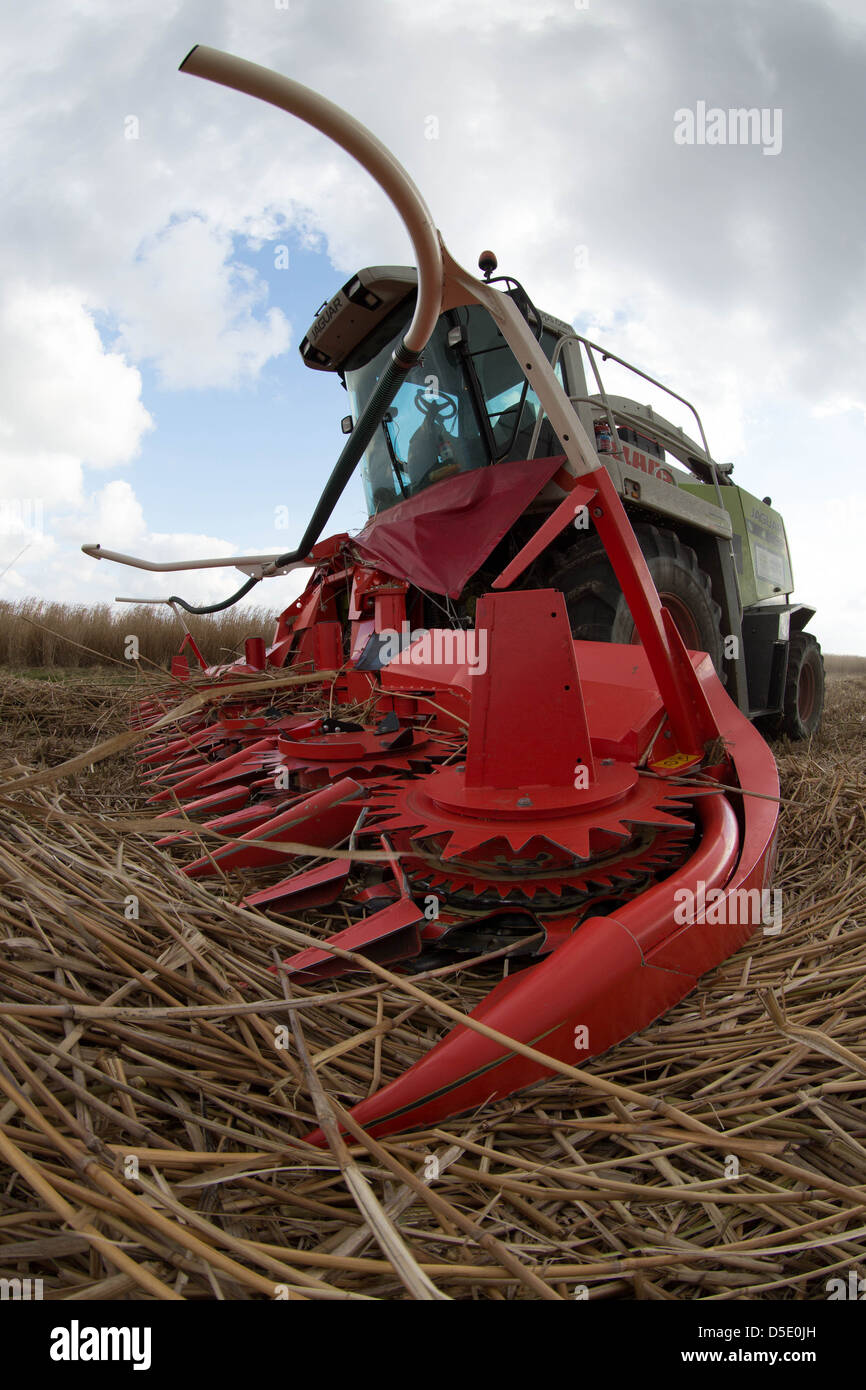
[[824, 654, 866, 676], [0, 599, 279, 672], [0, 665, 863, 1301]]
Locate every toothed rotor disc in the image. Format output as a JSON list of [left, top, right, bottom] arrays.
[[401, 822, 696, 908], [368, 763, 693, 869]]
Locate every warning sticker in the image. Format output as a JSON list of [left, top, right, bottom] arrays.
[[650, 752, 701, 770]]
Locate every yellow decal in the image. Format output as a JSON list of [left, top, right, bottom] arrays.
[[651, 752, 699, 770]]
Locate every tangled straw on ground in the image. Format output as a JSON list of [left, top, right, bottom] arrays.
[[0, 669, 864, 1300]]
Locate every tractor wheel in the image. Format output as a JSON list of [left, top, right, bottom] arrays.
[[779, 631, 825, 739], [554, 523, 725, 676]]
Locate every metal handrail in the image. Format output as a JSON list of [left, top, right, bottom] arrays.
[[582, 340, 627, 466], [527, 330, 722, 503]]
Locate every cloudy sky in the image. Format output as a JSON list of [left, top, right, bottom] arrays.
[[1, 0, 864, 652]]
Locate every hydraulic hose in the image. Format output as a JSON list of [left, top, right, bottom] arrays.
[[167, 345, 422, 614], [271, 343, 420, 569], [168, 574, 261, 615]]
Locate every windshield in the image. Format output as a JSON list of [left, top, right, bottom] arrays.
[[345, 303, 565, 516]]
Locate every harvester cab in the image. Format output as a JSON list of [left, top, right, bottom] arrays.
[[299, 266, 570, 513], [78, 46, 819, 1141], [298, 260, 823, 741]]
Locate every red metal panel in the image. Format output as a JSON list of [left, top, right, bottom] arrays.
[[243, 858, 352, 912], [302, 656, 778, 1144], [465, 590, 595, 788], [183, 777, 365, 876], [278, 898, 426, 980], [355, 455, 566, 597], [492, 482, 596, 590], [244, 637, 267, 670]]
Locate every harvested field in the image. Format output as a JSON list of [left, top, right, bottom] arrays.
[[0, 669, 864, 1301]]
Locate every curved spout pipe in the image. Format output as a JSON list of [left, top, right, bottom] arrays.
[[179, 45, 443, 356]]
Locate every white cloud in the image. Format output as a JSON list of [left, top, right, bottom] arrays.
[[0, 285, 154, 594], [400, 0, 566, 31], [0, 287, 266, 612], [0, 285, 152, 479], [43, 479, 309, 616], [24, 477, 254, 608], [0, 0, 864, 654], [115, 216, 291, 389], [778, 493, 866, 655]]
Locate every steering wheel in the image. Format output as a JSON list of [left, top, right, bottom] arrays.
[[413, 389, 457, 422], [406, 391, 461, 489]]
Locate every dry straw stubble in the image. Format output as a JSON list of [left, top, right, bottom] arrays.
[[0, 667, 863, 1300]]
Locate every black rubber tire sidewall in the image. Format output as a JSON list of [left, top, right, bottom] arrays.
[[780, 631, 825, 739], [554, 524, 725, 677]]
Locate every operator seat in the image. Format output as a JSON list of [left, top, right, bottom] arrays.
[[492, 400, 562, 463], [406, 415, 461, 490]]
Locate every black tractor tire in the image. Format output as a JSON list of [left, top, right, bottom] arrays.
[[553, 523, 725, 677], [778, 631, 824, 739]]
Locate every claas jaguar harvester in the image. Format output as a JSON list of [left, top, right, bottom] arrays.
[[83, 46, 823, 1141]]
